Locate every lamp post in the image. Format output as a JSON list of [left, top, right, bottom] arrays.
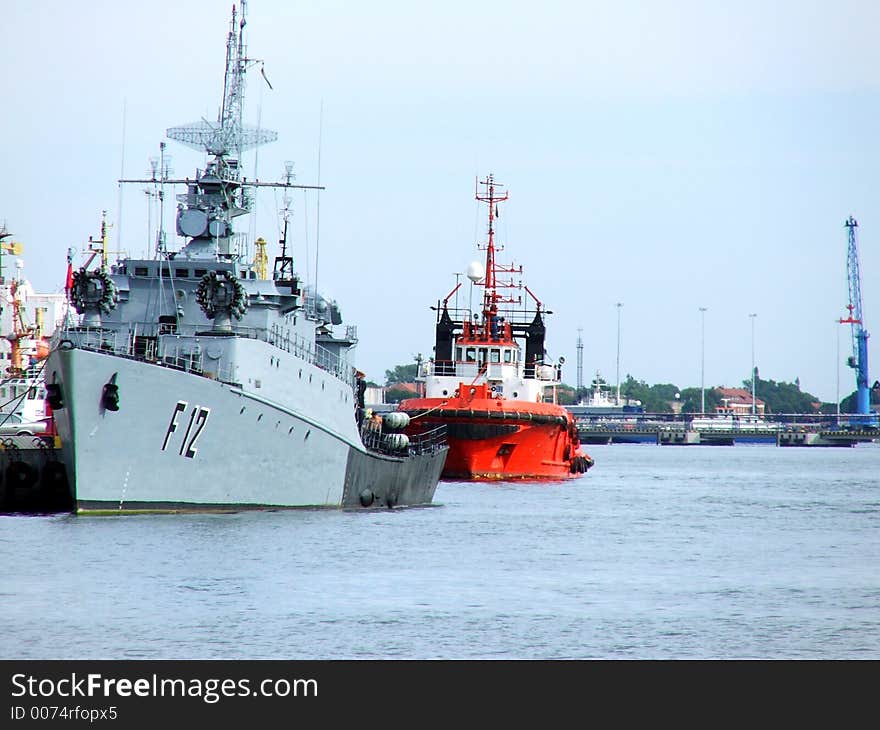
[[836, 318, 840, 420], [749, 313, 757, 415], [615, 302, 623, 404], [699, 307, 707, 414]]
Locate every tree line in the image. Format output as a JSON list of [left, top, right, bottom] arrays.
[[379, 362, 878, 413]]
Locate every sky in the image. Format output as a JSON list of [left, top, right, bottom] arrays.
[[2, 0, 879, 403]]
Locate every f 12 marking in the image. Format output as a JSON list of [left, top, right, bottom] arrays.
[[162, 400, 211, 458]]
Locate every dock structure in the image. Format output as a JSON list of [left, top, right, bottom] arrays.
[[0, 435, 71, 513], [575, 415, 878, 447]]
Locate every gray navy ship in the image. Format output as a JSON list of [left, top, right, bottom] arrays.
[[44, 1, 447, 513]]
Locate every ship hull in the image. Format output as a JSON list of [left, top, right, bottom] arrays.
[[399, 397, 591, 481], [46, 345, 445, 512]]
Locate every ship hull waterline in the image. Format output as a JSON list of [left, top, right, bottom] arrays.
[[400, 399, 590, 481], [47, 347, 446, 513]]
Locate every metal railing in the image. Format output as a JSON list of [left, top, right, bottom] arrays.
[[359, 422, 447, 457], [422, 358, 560, 383], [57, 321, 354, 388], [573, 411, 879, 433]]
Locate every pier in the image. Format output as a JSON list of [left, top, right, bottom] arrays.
[[574, 414, 878, 447]]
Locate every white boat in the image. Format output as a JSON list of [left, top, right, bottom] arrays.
[[0, 371, 51, 435], [689, 415, 779, 432], [568, 371, 644, 417]]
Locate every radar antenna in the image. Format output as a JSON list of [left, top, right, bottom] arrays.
[[273, 161, 296, 283], [166, 0, 277, 161]]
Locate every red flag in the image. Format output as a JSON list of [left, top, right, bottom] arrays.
[[65, 262, 73, 298]]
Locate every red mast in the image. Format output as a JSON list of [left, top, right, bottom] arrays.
[[474, 175, 522, 339], [475, 174, 508, 311]]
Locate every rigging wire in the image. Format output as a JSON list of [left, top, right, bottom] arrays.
[[313, 100, 323, 300]]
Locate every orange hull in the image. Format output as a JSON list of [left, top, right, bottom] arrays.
[[399, 391, 593, 481]]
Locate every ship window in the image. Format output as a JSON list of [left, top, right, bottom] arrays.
[[490, 349, 500, 363], [175, 268, 190, 278], [240, 270, 248, 279], [456, 348, 462, 361], [479, 348, 488, 362], [465, 348, 475, 362], [504, 350, 512, 363], [135, 267, 149, 277], [194, 269, 207, 277]]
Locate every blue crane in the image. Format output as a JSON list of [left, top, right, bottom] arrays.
[[839, 216, 878, 427]]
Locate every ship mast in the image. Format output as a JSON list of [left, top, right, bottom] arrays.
[[474, 175, 525, 336], [165, 0, 276, 165], [475, 174, 508, 320]]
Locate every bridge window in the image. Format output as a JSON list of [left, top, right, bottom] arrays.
[[135, 267, 149, 277], [465, 348, 476, 362], [175, 269, 190, 278], [504, 349, 512, 363], [490, 349, 500, 363], [456, 347, 463, 361], [478, 348, 488, 362]]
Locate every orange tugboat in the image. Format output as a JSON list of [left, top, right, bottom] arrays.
[[398, 175, 593, 480]]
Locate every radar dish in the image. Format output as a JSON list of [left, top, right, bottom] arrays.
[[167, 121, 278, 155], [178, 209, 208, 238], [467, 261, 484, 283], [208, 219, 229, 238]]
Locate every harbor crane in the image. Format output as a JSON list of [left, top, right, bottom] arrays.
[[839, 216, 878, 427]]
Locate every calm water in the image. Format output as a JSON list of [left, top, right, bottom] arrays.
[[2, 444, 878, 659]]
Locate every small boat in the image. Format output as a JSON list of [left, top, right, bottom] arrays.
[[398, 175, 593, 480], [689, 414, 779, 433], [0, 249, 56, 439], [567, 370, 644, 417]]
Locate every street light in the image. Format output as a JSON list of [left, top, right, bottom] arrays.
[[615, 302, 623, 404], [749, 313, 757, 415], [836, 318, 841, 420], [699, 307, 707, 414]]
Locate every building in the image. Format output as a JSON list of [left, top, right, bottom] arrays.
[[715, 387, 765, 416]]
